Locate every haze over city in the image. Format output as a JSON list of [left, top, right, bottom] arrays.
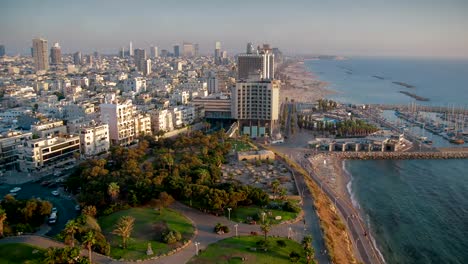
[[1, 0, 468, 58]]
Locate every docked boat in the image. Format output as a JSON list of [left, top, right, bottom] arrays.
[[9, 187, 22, 193], [449, 137, 465, 145]]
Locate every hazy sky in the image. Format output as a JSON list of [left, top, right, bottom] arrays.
[[1, 0, 468, 58]]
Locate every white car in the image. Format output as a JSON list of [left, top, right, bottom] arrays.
[[52, 207, 58, 213], [75, 205, 81, 211], [51, 190, 59, 196]]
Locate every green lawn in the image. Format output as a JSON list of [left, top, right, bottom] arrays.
[[230, 205, 299, 225], [99, 207, 194, 260], [0, 243, 45, 264], [187, 236, 307, 264], [229, 139, 256, 152]]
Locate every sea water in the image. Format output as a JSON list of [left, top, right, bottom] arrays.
[[305, 58, 468, 263]]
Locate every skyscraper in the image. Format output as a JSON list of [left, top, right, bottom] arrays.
[[0, 45, 5, 57], [50, 42, 62, 65], [119, 47, 125, 58], [183, 42, 194, 57], [73, 51, 82, 65], [246, 42, 254, 54], [129, 41, 133, 56], [237, 48, 274, 81], [134, 48, 148, 73], [207, 71, 219, 94], [143, 59, 152, 76], [150, 46, 159, 58], [173, 45, 180, 57], [214, 41, 221, 64], [194, 43, 199, 57], [231, 79, 280, 138], [32, 38, 49, 71]]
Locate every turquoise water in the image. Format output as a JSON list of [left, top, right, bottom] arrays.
[[345, 159, 468, 264], [305, 58, 468, 263]]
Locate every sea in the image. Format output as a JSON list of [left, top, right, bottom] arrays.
[[305, 58, 468, 264]]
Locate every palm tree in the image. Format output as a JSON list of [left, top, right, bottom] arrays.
[[82, 230, 96, 263], [112, 216, 135, 249], [260, 221, 271, 242], [44, 247, 60, 264], [107, 182, 120, 202], [64, 219, 80, 247], [0, 208, 6, 238]]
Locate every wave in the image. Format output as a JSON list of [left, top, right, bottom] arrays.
[[343, 160, 360, 209], [343, 160, 387, 263]]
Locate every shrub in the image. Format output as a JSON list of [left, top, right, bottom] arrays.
[[276, 240, 287, 248], [289, 251, 301, 263], [214, 223, 230, 234], [256, 239, 270, 250], [283, 201, 301, 213], [162, 230, 182, 244]]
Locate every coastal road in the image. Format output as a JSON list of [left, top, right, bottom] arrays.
[[270, 142, 384, 264]]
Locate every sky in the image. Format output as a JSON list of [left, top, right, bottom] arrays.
[[1, 0, 468, 58]]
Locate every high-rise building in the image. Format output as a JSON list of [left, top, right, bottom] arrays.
[[50, 42, 62, 64], [129, 41, 133, 56], [173, 45, 180, 57], [0, 45, 5, 57], [207, 71, 219, 94], [231, 79, 280, 137], [160, 49, 169, 57], [32, 38, 49, 71], [143, 59, 152, 76], [246, 42, 254, 54], [237, 52, 274, 81], [134, 48, 147, 72], [73, 51, 82, 65], [150, 46, 159, 58], [183, 42, 194, 57], [214, 41, 221, 64], [119, 47, 125, 58], [86, 55, 93, 66], [194, 43, 199, 57]]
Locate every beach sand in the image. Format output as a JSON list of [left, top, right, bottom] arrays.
[[279, 60, 335, 103]]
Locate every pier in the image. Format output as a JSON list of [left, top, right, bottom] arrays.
[[319, 150, 468, 160], [370, 104, 468, 115]]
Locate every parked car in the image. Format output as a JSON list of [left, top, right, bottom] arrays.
[[51, 190, 59, 196], [48, 212, 57, 224]]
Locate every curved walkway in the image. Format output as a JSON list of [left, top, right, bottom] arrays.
[[1, 196, 328, 264]]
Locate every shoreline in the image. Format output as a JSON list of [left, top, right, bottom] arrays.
[[309, 154, 386, 264], [279, 59, 336, 103]]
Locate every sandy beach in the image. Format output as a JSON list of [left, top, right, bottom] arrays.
[[279, 60, 336, 103]]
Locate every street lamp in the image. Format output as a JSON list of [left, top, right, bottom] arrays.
[[234, 224, 238, 237], [194, 242, 200, 256], [288, 226, 292, 239], [227, 208, 232, 221]]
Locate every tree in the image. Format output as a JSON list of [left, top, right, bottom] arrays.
[[112, 216, 135, 249], [271, 180, 280, 200], [302, 235, 315, 264], [260, 221, 271, 242], [82, 230, 96, 263], [107, 182, 120, 202], [0, 208, 6, 238], [82, 205, 97, 217], [64, 219, 80, 247]]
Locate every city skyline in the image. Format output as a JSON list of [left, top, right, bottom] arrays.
[[1, 0, 468, 58]]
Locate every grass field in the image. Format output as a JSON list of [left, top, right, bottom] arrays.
[[230, 205, 299, 225], [187, 236, 307, 264], [229, 139, 257, 152], [99, 207, 194, 260], [0, 243, 45, 264]]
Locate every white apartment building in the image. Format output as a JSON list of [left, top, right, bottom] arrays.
[[100, 100, 151, 146], [171, 91, 190, 105], [19, 135, 80, 173], [0, 131, 32, 171], [31, 120, 68, 138], [231, 79, 280, 137], [149, 109, 174, 133], [124, 77, 147, 93], [78, 124, 110, 156], [171, 106, 195, 128]]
